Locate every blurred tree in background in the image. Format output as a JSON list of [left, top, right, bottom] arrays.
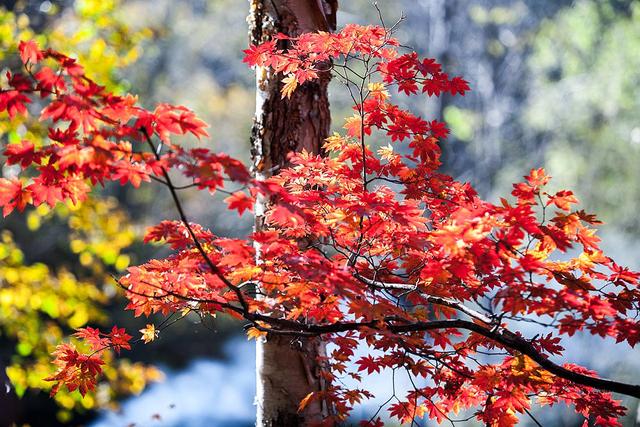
[[523, 0, 640, 232], [342, 1, 640, 238]]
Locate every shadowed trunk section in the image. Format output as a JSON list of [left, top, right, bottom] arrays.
[[247, 1, 337, 425]]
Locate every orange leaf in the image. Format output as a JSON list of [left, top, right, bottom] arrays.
[[281, 74, 298, 99]]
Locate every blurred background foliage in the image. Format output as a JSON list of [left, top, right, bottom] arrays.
[[522, 0, 640, 232], [0, 0, 161, 424], [0, 0, 639, 426]]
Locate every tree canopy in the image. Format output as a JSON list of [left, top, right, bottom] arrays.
[[2, 19, 640, 425]]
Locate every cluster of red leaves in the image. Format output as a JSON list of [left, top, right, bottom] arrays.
[[243, 24, 469, 99], [0, 41, 250, 217], [2, 28, 640, 426], [46, 327, 131, 397]]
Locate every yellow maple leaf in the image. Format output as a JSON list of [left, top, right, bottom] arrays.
[[367, 81, 389, 100], [511, 355, 553, 384], [324, 209, 347, 225], [246, 326, 268, 341], [281, 74, 298, 99], [343, 114, 363, 138], [139, 324, 158, 344], [323, 132, 347, 152], [377, 143, 395, 161]]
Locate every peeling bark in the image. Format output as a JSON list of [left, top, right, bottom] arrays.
[[247, 1, 337, 426]]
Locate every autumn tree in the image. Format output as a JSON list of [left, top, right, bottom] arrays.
[[248, 0, 337, 425], [2, 8, 640, 427]]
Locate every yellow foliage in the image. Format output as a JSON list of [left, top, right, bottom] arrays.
[[0, 1, 158, 419], [0, 186, 153, 418], [0, 0, 153, 148]]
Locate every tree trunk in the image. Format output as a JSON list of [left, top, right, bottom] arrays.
[[247, 1, 337, 426]]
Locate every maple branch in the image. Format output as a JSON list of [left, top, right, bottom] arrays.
[[139, 128, 250, 313], [388, 319, 640, 399], [117, 265, 640, 399], [114, 222, 640, 400], [353, 273, 495, 325], [243, 313, 640, 399]]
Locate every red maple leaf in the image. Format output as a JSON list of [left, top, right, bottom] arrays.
[[224, 191, 254, 215], [74, 327, 110, 351], [0, 178, 31, 216], [107, 326, 132, 354], [4, 140, 42, 167], [355, 356, 380, 375], [18, 40, 44, 65]]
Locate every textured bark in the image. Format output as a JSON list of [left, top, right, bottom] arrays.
[[248, 1, 337, 426]]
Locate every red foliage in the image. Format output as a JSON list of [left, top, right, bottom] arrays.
[[2, 28, 639, 426]]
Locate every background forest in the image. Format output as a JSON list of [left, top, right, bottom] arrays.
[[1, 0, 639, 425]]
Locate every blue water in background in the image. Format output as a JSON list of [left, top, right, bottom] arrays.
[[91, 330, 640, 427], [91, 338, 256, 427]]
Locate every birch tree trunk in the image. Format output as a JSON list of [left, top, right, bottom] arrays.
[[247, 1, 337, 426]]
